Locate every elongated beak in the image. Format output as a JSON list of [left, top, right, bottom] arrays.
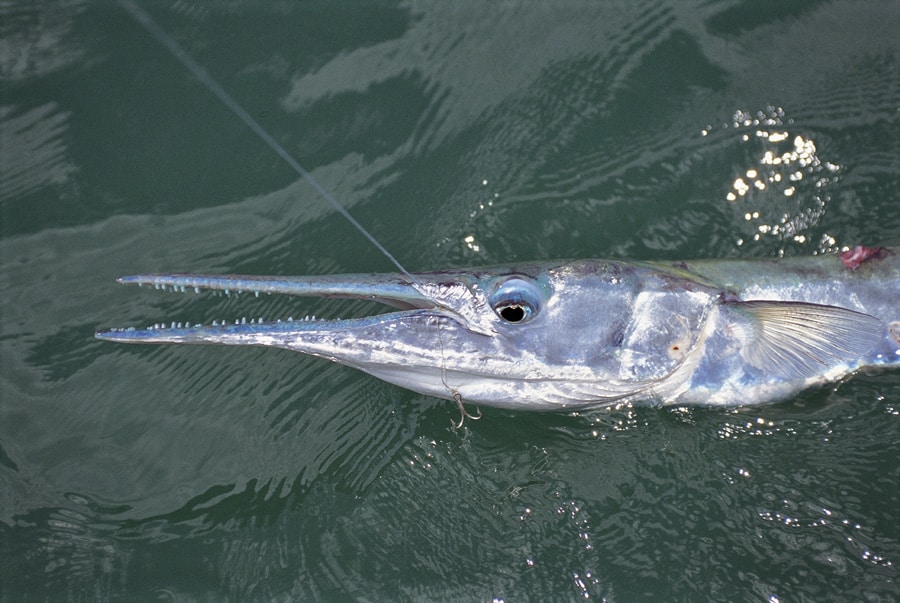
[[95, 272, 490, 401], [95, 271, 441, 344]]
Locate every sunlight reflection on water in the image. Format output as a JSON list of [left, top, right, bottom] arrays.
[[709, 106, 845, 256]]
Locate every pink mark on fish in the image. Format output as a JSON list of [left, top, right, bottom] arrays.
[[840, 245, 891, 270]]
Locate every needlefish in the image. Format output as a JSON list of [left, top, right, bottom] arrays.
[[96, 245, 899, 412]]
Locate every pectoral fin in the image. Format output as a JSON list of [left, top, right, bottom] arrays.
[[733, 301, 883, 379]]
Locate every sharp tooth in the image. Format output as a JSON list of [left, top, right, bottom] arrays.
[[194, 287, 200, 294], [254, 290, 260, 298]]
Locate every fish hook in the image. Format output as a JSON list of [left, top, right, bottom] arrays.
[[452, 391, 482, 429]]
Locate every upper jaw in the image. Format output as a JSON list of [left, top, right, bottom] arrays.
[[113, 272, 437, 309]]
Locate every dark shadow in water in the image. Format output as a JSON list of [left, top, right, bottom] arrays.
[[706, 0, 827, 36]]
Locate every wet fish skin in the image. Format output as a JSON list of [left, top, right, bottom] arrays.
[[97, 248, 900, 411]]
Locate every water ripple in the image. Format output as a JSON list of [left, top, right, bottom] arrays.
[[0, 0, 85, 82], [0, 103, 76, 202]]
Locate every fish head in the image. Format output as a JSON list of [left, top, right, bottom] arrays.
[[97, 261, 715, 410]]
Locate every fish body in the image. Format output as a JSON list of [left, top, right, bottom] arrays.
[[97, 248, 900, 411]]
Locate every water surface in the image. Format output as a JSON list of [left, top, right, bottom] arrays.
[[1, 1, 899, 600]]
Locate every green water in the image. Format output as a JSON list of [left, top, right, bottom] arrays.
[[2, 1, 899, 600]]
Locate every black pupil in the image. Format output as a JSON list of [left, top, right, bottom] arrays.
[[499, 304, 526, 322]]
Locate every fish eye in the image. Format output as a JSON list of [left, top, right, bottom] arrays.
[[489, 277, 542, 324]]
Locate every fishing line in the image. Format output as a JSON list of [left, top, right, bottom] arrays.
[[117, 0, 413, 281]]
